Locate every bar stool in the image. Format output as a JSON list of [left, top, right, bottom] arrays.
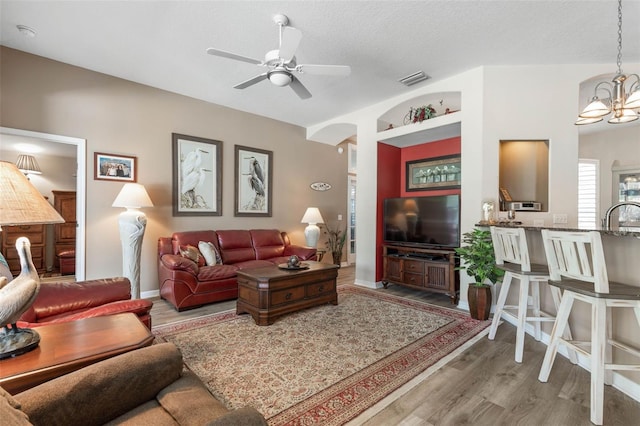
[[488, 226, 571, 363], [538, 230, 640, 425]]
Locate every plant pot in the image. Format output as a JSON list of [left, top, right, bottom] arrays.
[[331, 251, 342, 268], [467, 284, 492, 320]]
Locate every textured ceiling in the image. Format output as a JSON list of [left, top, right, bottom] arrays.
[[1, 0, 639, 130]]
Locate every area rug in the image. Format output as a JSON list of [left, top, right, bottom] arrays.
[[153, 285, 490, 425]]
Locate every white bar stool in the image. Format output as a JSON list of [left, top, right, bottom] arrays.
[[488, 226, 572, 363], [538, 230, 640, 425]]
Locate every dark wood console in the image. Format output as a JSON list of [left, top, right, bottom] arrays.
[[382, 244, 459, 304]]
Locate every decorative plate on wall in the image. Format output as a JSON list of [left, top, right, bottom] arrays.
[[310, 182, 332, 191]]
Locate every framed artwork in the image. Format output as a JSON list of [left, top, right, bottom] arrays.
[[172, 133, 222, 216], [499, 187, 513, 202], [234, 145, 273, 217], [94, 152, 137, 182], [406, 154, 461, 191]]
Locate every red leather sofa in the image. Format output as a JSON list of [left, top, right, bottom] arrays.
[[18, 277, 153, 329], [158, 229, 317, 311]]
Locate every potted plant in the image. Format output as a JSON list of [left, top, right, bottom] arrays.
[[455, 228, 504, 320], [324, 222, 347, 267]]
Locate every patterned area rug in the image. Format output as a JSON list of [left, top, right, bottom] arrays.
[[153, 285, 490, 425]]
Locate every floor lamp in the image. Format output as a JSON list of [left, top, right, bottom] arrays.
[[112, 183, 153, 299], [0, 161, 64, 359]]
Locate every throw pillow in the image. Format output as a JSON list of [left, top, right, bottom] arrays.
[[179, 245, 205, 267], [198, 241, 222, 266]]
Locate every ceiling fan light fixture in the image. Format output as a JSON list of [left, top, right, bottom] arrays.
[[268, 68, 292, 87]]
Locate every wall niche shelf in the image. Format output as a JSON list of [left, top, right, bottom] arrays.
[[377, 112, 461, 147]]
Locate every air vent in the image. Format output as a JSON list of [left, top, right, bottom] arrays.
[[398, 71, 430, 87]]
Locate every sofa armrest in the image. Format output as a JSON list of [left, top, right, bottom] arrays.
[[16, 343, 183, 426], [160, 254, 199, 275], [20, 277, 131, 323], [284, 245, 317, 260]]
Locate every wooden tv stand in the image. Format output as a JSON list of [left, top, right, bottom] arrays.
[[382, 244, 459, 304]]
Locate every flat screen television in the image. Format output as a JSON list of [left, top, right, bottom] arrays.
[[383, 194, 460, 249]]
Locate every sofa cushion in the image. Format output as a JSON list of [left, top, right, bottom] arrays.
[[250, 229, 286, 260], [198, 241, 222, 266], [233, 259, 276, 270], [156, 371, 229, 425], [104, 400, 178, 425], [216, 230, 256, 264], [179, 245, 205, 267], [0, 386, 31, 425], [197, 264, 238, 281]]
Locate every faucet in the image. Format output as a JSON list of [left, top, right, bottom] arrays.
[[603, 201, 640, 230]]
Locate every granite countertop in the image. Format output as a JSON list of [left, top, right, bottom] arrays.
[[476, 221, 640, 239]]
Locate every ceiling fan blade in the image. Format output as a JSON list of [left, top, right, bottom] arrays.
[[296, 64, 351, 76], [279, 27, 302, 62], [206, 47, 262, 65], [289, 76, 312, 100], [234, 73, 268, 89]]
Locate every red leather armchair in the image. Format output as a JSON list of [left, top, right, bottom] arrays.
[[18, 277, 153, 329], [158, 229, 317, 311]]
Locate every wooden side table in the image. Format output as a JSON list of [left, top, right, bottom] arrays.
[[0, 313, 154, 394]]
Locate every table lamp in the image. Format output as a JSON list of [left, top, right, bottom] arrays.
[[0, 161, 64, 359], [112, 183, 153, 299], [301, 207, 325, 248]]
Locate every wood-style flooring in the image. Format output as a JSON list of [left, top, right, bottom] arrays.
[[150, 266, 640, 425]]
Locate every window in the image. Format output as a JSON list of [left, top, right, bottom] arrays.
[[578, 159, 599, 229]]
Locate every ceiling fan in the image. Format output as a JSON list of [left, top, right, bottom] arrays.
[[206, 14, 351, 99]]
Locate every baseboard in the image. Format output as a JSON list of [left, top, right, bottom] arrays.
[[141, 289, 159, 299]]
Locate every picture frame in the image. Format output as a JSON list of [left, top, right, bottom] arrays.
[[172, 133, 222, 217], [234, 145, 273, 217], [499, 187, 513, 202], [94, 152, 137, 182], [406, 154, 461, 191]]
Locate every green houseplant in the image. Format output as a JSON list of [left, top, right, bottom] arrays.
[[455, 228, 504, 320], [324, 222, 347, 267]]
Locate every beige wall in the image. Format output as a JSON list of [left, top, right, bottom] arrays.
[[0, 47, 348, 294]]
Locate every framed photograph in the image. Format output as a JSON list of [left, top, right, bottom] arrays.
[[234, 145, 273, 217], [406, 154, 461, 191], [172, 133, 222, 216], [94, 152, 137, 182], [499, 187, 513, 202]]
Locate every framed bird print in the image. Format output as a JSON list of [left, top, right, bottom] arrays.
[[172, 133, 222, 216], [234, 145, 273, 217]]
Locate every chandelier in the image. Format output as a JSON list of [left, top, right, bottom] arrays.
[[576, 0, 640, 125]]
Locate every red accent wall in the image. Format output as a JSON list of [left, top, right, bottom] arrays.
[[376, 142, 401, 280], [375, 136, 461, 281]]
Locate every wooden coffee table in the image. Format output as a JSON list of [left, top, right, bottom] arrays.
[[236, 261, 339, 325], [0, 313, 154, 394]]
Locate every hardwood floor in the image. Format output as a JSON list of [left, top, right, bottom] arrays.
[[150, 266, 640, 425]]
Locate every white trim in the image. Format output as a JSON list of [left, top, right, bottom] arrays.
[[141, 289, 160, 299], [1, 127, 87, 281]]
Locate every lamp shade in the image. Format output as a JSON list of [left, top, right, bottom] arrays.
[[112, 183, 154, 209], [0, 161, 64, 226], [15, 154, 42, 175], [301, 207, 325, 224]]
